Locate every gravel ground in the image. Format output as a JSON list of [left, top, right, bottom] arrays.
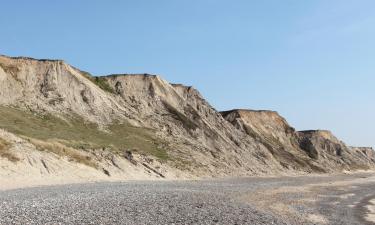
[[0, 173, 375, 225]]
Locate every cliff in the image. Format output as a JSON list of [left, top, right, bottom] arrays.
[[0, 55, 373, 186]]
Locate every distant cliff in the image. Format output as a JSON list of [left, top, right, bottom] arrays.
[[221, 110, 375, 172]]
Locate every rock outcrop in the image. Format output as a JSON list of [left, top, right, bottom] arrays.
[[0, 55, 374, 183]]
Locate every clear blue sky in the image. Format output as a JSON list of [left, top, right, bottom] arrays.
[[1, 1, 374, 148]]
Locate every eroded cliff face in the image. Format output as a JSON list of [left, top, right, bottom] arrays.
[[0, 56, 127, 124], [0, 55, 373, 184], [103, 74, 283, 176], [297, 130, 375, 171], [221, 109, 375, 172]]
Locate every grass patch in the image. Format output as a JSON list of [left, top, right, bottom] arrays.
[[28, 138, 97, 168], [92, 77, 115, 93], [0, 137, 19, 162], [0, 106, 169, 161], [80, 71, 115, 94]]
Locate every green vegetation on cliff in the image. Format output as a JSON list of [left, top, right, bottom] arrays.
[[0, 106, 168, 160]]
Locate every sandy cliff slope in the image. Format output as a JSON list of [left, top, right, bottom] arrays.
[[0, 55, 374, 188], [221, 109, 375, 172]]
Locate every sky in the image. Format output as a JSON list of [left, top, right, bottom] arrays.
[[0, 0, 374, 148]]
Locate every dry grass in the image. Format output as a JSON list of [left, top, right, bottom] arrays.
[[0, 137, 19, 162], [29, 138, 97, 169], [0, 106, 169, 161]]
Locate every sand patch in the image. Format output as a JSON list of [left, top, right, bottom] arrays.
[[365, 198, 375, 223], [340, 193, 355, 199], [238, 173, 375, 224], [307, 214, 328, 224], [366, 214, 375, 223]]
